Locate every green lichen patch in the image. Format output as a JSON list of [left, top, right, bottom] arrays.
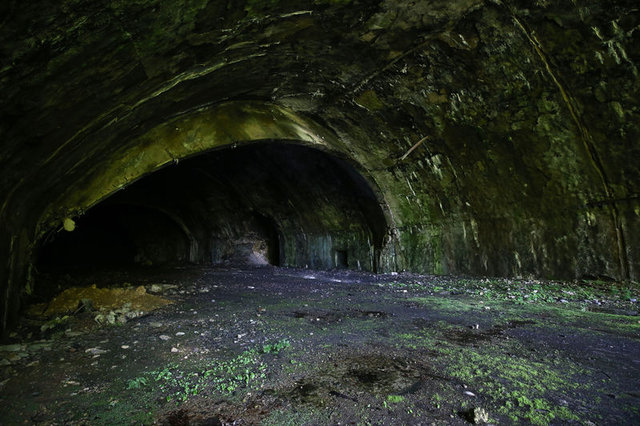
[[355, 90, 385, 111], [436, 340, 586, 425], [124, 339, 290, 405]]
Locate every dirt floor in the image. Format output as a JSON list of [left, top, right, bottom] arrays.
[[1, 266, 639, 425]]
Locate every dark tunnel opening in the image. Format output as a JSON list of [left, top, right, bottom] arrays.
[[37, 204, 191, 270], [34, 142, 388, 292]]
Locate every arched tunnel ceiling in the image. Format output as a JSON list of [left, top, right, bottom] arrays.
[[1, 0, 640, 330], [37, 143, 388, 272]]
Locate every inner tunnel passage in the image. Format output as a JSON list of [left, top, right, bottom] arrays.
[[36, 142, 388, 279]]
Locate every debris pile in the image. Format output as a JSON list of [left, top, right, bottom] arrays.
[[28, 284, 172, 325]]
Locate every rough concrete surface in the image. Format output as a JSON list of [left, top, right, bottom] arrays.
[[1, 266, 638, 425]]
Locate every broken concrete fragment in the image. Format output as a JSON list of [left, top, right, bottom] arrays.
[[85, 347, 108, 355], [463, 407, 490, 424]]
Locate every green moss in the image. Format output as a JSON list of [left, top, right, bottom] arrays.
[[386, 395, 405, 403], [438, 340, 584, 424], [124, 339, 291, 403], [408, 291, 640, 336], [355, 90, 385, 111]]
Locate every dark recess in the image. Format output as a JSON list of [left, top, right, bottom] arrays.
[[34, 142, 387, 292]]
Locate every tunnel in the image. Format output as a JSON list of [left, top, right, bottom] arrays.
[[34, 142, 388, 284], [1, 1, 640, 423]]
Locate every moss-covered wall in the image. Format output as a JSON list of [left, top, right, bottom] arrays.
[[1, 0, 639, 333]]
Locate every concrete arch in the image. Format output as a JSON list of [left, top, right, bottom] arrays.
[[39, 101, 395, 253]]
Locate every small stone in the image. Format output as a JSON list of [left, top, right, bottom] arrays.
[[463, 407, 489, 424], [148, 283, 177, 293], [464, 390, 476, 397], [560, 299, 569, 303], [28, 342, 52, 351], [159, 335, 171, 341], [175, 332, 185, 336], [106, 312, 116, 325], [121, 345, 130, 349], [0, 344, 24, 352], [171, 347, 179, 353], [472, 407, 490, 424], [150, 322, 163, 328], [7, 352, 28, 362], [85, 347, 108, 355]]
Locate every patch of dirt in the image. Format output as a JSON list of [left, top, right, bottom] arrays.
[[283, 349, 444, 409], [27, 284, 172, 317], [287, 309, 389, 323]]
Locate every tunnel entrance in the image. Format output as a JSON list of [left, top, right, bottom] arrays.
[[34, 142, 388, 289], [335, 250, 348, 269], [251, 213, 281, 267]]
